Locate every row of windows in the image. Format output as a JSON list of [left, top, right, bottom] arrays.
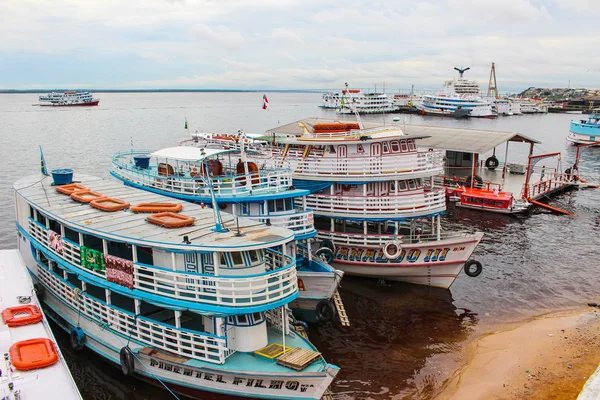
[[227, 312, 265, 326], [463, 197, 508, 207]]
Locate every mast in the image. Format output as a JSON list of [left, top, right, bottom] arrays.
[[487, 62, 499, 99]]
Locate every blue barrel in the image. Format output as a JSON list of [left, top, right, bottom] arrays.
[[51, 169, 73, 185], [134, 155, 151, 169]]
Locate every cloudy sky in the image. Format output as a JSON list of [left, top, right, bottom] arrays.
[[1, 0, 598, 92]]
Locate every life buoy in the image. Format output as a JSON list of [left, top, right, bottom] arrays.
[[120, 347, 135, 376], [342, 184, 351, 191], [315, 247, 334, 263], [70, 327, 85, 351], [485, 156, 499, 170], [383, 241, 402, 259], [1, 305, 43, 327], [319, 239, 336, 253], [464, 260, 483, 277], [315, 300, 336, 322]]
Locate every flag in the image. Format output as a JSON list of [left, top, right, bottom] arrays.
[[184, 118, 188, 129], [262, 94, 269, 110], [40, 145, 49, 176]]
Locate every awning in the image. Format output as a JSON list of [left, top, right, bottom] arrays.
[[150, 147, 237, 161]]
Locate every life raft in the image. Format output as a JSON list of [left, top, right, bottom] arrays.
[[90, 198, 130, 212], [236, 161, 260, 185], [56, 183, 89, 195], [70, 189, 106, 203], [147, 212, 195, 228], [131, 202, 183, 213], [383, 241, 402, 259], [9, 338, 59, 371], [2, 304, 43, 327]]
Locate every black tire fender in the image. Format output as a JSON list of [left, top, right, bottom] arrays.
[[316, 300, 336, 322], [315, 247, 334, 263], [120, 347, 135, 377], [464, 260, 483, 277], [70, 327, 85, 352], [485, 156, 499, 170]]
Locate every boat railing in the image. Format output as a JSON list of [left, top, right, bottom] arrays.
[[28, 219, 298, 309], [435, 175, 502, 191], [305, 189, 446, 218], [111, 153, 293, 197], [246, 210, 315, 236], [521, 173, 574, 199], [37, 266, 231, 364]]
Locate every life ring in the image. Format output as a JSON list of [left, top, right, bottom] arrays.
[[383, 241, 402, 259], [10, 338, 59, 371], [485, 156, 499, 170], [315, 247, 334, 263], [315, 300, 336, 322], [1, 304, 43, 327], [120, 347, 135, 376], [464, 260, 483, 277], [69, 327, 85, 351], [342, 184, 351, 191], [319, 239, 336, 253]]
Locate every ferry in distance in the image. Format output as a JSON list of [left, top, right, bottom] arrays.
[[38, 91, 100, 107]]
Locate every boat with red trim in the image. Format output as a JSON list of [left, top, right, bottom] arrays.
[[38, 91, 100, 107]]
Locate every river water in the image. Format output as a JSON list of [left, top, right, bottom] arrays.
[[1, 93, 599, 399]]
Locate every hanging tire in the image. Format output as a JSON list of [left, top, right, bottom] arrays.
[[315, 300, 336, 322], [464, 260, 483, 277], [315, 247, 334, 263], [33, 283, 45, 300], [485, 156, 499, 170], [69, 327, 85, 351], [319, 239, 336, 254], [120, 347, 135, 377]]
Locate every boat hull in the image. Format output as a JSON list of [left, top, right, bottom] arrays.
[[39, 101, 100, 107], [326, 233, 484, 289], [455, 202, 529, 214]]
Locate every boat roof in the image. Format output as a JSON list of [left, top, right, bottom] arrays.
[[151, 146, 239, 162], [0, 249, 82, 399], [460, 188, 514, 201], [14, 174, 293, 252]]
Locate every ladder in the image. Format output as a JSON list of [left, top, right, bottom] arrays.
[[321, 388, 334, 400], [333, 290, 350, 327]]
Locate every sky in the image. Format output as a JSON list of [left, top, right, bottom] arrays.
[[1, 0, 599, 92]]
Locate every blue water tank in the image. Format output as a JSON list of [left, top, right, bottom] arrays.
[[51, 169, 74, 185]]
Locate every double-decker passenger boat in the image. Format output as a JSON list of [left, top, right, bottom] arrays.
[[567, 114, 600, 145], [110, 145, 343, 323], [184, 121, 485, 289], [38, 91, 100, 107], [14, 171, 339, 399]]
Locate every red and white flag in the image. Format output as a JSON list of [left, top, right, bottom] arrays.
[[262, 94, 269, 110]]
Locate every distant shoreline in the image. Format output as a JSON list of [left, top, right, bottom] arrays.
[[0, 89, 321, 94]]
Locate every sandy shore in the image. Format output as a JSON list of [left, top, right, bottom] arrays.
[[438, 307, 600, 400]]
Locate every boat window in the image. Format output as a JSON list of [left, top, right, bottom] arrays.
[[248, 250, 260, 263], [237, 314, 248, 325], [106, 240, 134, 261], [399, 181, 408, 191], [63, 226, 79, 244], [415, 178, 423, 188], [328, 145, 336, 154], [496, 201, 506, 207], [48, 218, 61, 235], [252, 312, 264, 323], [408, 140, 416, 151], [390, 141, 400, 153], [400, 140, 408, 152], [390, 181, 396, 191], [137, 246, 154, 265], [219, 253, 227, 267], [408, 180, 416, 190], [357, 144, 364, 153], [382, 142, 390, 154], [29, 205, 35, 219], [230, 252, 244, 267], [36, 212, 48, 227], [81, 233, 103, 253], [84, 281, 106, 302], [66, 271, 82, 289]]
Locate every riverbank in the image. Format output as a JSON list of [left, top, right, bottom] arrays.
[[439, 307, 600, 399]]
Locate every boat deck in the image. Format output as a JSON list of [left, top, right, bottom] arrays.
[[0, 249, 81, 399], [182, 328, 327, 373]]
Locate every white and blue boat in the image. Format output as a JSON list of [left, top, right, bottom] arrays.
[[14, 171, 339, 399], [110, 146, 343, 323], [567, 114, 600, 145]]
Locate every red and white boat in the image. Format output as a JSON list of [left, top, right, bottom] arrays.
[[38, 91, 100, 107], [451, 187, 531, 214], [185, 121, 485, 289]]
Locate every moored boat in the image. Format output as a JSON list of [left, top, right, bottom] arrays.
[[567, 114, 600, 145], [0, 249, 82, 400], [38, 91, 100, 107], [452, 187, 531, 214], [14, 171, 339, 399]]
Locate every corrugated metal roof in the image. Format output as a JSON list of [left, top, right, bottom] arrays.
[[267, 118, 540, 154]]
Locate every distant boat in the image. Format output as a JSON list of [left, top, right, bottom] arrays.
[[38, 91, 99, 107], [567, 113, 600, 145]]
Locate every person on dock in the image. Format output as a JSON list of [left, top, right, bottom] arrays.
[[572, 164, 579, 181]]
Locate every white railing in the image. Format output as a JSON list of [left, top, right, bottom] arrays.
[[38, 267, 231, 364], [112, 151, 293, 198], [305, 189, 447, 218], [247, 210, 315, 236], [28, 219, 298, 308]]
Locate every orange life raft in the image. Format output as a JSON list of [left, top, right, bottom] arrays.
[[147, 212, 195, 228], [56, 183, 89, 195], [2, 304, 43, 327], [70, 189, 106, 203], [131, 202, 183, 213], [10, 338, 59, 371], [90, 197, 130, 212]]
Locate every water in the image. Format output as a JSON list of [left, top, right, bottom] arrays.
[[2, 93, 600, 399]]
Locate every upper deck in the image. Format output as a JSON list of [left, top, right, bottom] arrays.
[[14, 174, 293, 252]]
